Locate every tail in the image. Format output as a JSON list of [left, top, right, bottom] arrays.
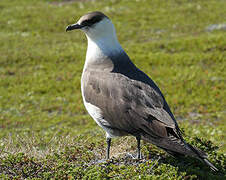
[[186, 143, 218, 172], [203, 158, 218, 172], [141, 133, 218, 171]]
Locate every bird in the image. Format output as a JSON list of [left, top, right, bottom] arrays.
[[66, 11, 218, 171]]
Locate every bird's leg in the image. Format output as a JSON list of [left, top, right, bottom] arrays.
[[136, 136, 141, 159], [106, 137, 111, 159]]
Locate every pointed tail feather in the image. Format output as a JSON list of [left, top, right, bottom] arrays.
[[185, 142, 218, 171], [169, 132, 218, 172], [141, 133, 218, 171], [164, 145, 218, 172], [202, 158, 218, 172]]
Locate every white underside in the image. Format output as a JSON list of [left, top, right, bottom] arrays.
[[81, 83, 117, 138], [83, 101, 116, 138]]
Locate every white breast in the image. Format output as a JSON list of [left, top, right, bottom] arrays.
[[81, 81, 116, 138]]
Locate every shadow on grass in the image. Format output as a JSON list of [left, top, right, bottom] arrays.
[[158, 155, 225, 180]]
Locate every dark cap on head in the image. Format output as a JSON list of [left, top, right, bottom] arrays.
[[66, 11, 109, 31], [79, 11, 109, 26]]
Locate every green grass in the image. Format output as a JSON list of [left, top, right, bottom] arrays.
[[0, 0, 225, 179]]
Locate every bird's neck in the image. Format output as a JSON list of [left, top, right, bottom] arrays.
[[84, 35, 124, 67]]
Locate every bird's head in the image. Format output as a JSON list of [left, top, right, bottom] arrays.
[[66, 11, 116, 41]]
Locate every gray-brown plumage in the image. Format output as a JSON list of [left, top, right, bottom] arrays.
[[66, 11, 218, 171]]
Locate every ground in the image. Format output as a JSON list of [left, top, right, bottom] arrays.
[[0, 0, 225, 179]]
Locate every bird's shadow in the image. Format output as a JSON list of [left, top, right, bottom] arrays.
[[156, 155, 225, 179]]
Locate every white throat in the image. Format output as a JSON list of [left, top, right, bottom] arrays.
[[82, 18, 124, 68], [86, 35, 122, 60]]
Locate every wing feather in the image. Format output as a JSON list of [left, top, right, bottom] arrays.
[[82, 68, 179, 139]]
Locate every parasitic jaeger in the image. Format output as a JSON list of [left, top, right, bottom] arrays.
[[66, 11, 218, 171]]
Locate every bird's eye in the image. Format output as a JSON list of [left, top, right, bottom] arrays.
[[81, 16, 102, 27], [81, 19, 92, 26]]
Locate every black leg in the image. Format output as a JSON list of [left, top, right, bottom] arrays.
[[136, 136, 141, 159], [106, 137, 111, 159]]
